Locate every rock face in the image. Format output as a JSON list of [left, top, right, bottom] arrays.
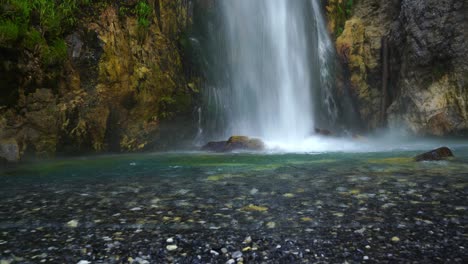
[[332, 1, 401, 130], [330, 0, 468, 135], [202, 136, 265, 152], [0, 1, 200, 159], [414, 147, 454, 162], [0, 138, 20, 163], [387, 0, 468, 136]]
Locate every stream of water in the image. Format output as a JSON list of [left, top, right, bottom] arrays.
[[203, 0, 338, 145]]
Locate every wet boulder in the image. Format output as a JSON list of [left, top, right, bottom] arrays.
[[201, 141, 228, 152], [314, 128, 333, 136], [0, 138, 20, 163], [202, 136, 265, 152], [225, 136, 265, 151], [414, 147, 454, 162]]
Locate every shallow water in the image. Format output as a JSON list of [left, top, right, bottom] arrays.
[[0, 146, 467, 263]]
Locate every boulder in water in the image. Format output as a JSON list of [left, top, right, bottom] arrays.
[[226, 136, 265, 151], [414, 147, 454, 162], [202, 136, 265, 152]]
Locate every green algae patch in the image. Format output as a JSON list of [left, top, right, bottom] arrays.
[[206, 174, 231, 181], [290, 159, 337, 165], [367, 157, 413, 165], [241, 204, 269, 212], [251, 163, 282, 171]]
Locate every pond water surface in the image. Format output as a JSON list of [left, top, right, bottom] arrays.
[[0, 145, 467, 263]]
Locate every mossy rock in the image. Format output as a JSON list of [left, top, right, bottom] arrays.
[[226, 136, 265, 151]]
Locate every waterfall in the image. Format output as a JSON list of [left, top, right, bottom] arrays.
[[200, 0, 337, 144]]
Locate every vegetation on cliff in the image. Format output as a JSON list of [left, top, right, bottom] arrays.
[[325, 0, 354, 38], [0, 0, 200, 160], [0, 0, 92, 66]]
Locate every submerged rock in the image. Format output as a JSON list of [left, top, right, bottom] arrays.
[[202, 136, 265, 152], [414, 147, 454, 162]]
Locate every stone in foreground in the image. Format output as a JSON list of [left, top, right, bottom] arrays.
[[202, 136, 265, 152], [414, 147, 454, 162]]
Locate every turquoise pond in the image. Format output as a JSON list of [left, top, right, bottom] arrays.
[[0, 144, 467, 263]]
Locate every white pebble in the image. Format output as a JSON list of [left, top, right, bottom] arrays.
[[77, 261, 91, 264], [166, 237, 174, 243], [363, 256, 369, 260], [166, 245, 178, 251], [250, 188, 259, 195], [66, 220, 79, 228], [232, 251, 242, 259]]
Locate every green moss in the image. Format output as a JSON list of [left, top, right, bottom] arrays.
[[0, 0, 93, 64], [23, 28, 43, 49], [0, 20, 19, 43], [327, 0, 355, 38], [136, 1, 151, 28], [42, 38, 67, 65], [135, 0, 151, 42]]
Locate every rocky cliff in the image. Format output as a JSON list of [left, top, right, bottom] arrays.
[[0, 0, 200, 161], [328, 0, 468, 135]]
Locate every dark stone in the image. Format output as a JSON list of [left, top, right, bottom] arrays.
[[201, 141, 227, 152], [315, 128, 333, 136], [414, 147, 454, 162], [201, 136, 265, 152]]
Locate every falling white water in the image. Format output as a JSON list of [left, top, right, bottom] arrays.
[[312, 0, 338, 123], [219, 0, 317, 143], [201, 0, 345, 150]]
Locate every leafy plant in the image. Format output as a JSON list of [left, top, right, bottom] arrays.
[[329, 0, 354, 38], [136, 0, 151, 29], [0, 20, 19, 42], [0, 0, 92, 65], [42, 38, 67, 65]]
